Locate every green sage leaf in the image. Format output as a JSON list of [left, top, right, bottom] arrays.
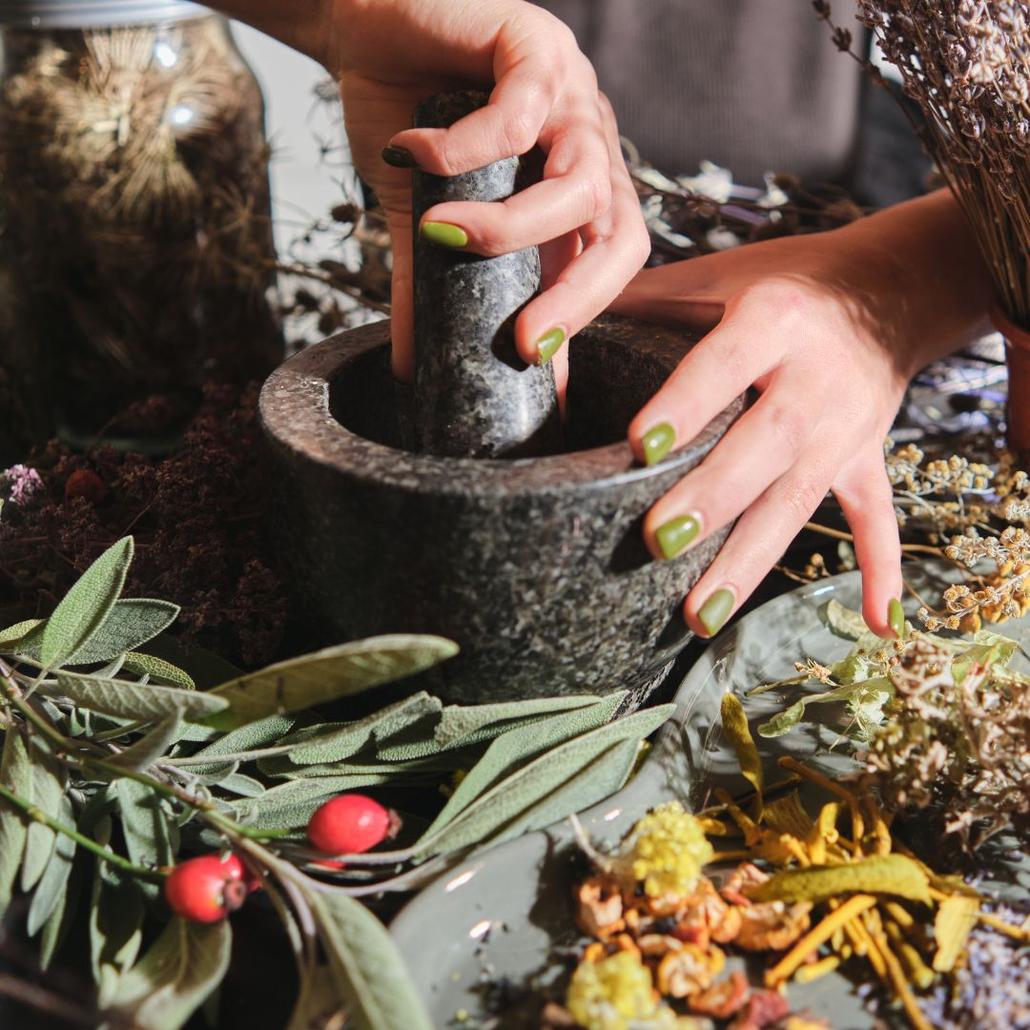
[[0, 617, 43, 652], [0, 730, 32, 914], [108, 713, 185, 772], [226, 776, 393, 830], [39, 842, 86, 970], [433, 694, 603, 747], [205, 635, 459, 730], [310, 889, 432, 1030], [48, 671, 228, 722], [21, 740, 63, 892], [107, 918, 232, 1030], [757, 699, 808, 738], [115, 779, 177, 875], [66, 598, 180, 665], [417, 704, 675, 857], [27, 794, 76, 937], [41, 537, 134, 669], [424, 692, 625, 839], [287, 965, 345, 1030], [121, 652, 196, 690]]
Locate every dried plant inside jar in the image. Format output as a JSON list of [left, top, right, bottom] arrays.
[[0, 15, 282, 450]]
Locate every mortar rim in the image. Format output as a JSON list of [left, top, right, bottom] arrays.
[[260, 316, 741, 497]]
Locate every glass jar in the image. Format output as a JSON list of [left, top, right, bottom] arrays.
[[0, 1, 283, 455]]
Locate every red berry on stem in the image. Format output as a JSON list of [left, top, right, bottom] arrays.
[[307, 794, 398, 855], [164, 854, 250, 924], [64, 468, 108, 504]]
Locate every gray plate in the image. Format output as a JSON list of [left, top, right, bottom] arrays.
[[391, 564, 1029, 1028]]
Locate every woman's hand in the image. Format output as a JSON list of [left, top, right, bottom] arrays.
[[611, 190, 993, 638], [219, 0, 649, 387]]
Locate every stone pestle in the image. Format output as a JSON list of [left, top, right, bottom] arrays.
[[412, 90, 562, 458]]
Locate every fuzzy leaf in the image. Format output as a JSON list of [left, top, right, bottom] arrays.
[[757, 699, 807, 738], [115, 780, 177, 875], [65, 599, 180, 665], [286, 693, 443, 765], [27, 794, 76, 937], [49, 671, 228, 722], [433, 694, 603, 747], [750, 854, 931, 905], [215, 773, 266, 798], [491, 736, 640, 846], [108, 918, 232, 1030], [423, 693, 625, 839], [21, 741, 63, 892], [933, 895, 980, 972], [0, 618, 43, 651], [41, 537, 134, 669], [205, 636, 459, 730], [40, 842, 86, 970], [90, 835, 145, 1005], [121, 652, 196, 690], [952, 637, 1018, 684], [720, 693, 763, 804], [226, 776, 393, 830], [192, 714, 296, 758], [417, 704, 675, 857], [822, 599, 869, 641], [310, 889, 432, 1030], [0, 730, 32, 914], [108, 714, 185, 772]]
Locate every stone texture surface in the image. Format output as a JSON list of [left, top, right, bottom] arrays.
[[412, 91, 561, 458], [261, 314, 746, 703]]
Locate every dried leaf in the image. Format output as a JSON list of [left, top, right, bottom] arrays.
[[721, 693, 763, 805], [932, 895, 980, 972], [40, 537, 133, 669], [309, 888, 432, 1030], [48, 671, 228, 722], [108, 918, 232, 1030], [750, 854, 931, 906], [762, 793, 814, 839], [205, 635, 459, 730], [823, 599, 869, 640], [757, 699, 806, 738]]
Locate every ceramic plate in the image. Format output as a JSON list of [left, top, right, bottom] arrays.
[[391, 564, 1029, 1028]]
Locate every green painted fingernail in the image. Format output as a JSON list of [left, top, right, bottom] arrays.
[[641, 422, 675, 466], [536, 327, 566, 365], [655, 514, 701, 560], [698, 588, 735, 637], [888, 597, 905, 639], [421, 221, 469, 248]]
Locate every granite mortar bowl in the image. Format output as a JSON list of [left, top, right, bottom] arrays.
[[260, 312, 745, 705]]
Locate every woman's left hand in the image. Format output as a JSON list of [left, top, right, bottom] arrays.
[[610, 189, 992, 638]]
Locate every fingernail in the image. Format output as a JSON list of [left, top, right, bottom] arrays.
[[382, 144, 416, 168], [698, 588, 735, 637], [654, 514, 701, 560], [641, 422, 675, 466], [888, 597, 905, 639], [421, 221, 469, 248], [536, 327, 566, 365]]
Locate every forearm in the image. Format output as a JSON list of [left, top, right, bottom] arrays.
[[842, 188, 994, 373], [212, 0, 333, 62]]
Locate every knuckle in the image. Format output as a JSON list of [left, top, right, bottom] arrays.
[[782, 476, 828, 521], [764, 400, 808, 460], [500, 109, 538, 156], [585, 173, 613, 219]]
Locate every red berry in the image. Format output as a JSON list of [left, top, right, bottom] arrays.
[[307, 794, 397, 855], [64, 469, 107, 505], [164, 854, 249, 923]]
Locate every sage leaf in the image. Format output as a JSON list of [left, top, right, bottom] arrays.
[[216, 773, 266, 798], [108, 918, 232, 1030], [417, 704, 675, 857], [491, 736, 640, 846], [205, 635, 459, 730], [0, 617, 43, 651], [424, 692, 625, 839], [121, 652, 196, 690], [49, 671, 228, 722], [41, 537, 134, 669], [750, 854, 932, 906], [720, 693, 763, 805], [115, 779, 177, 874], [822, 598, 869, 640], [108, 713, 185, 771], [433, 694, 603, 747], [227, 776, 393, 830], [310, 888, 432, 1030], [21, 740, 63, 892], [192, 714, 295, 758], [65, 598, 180, 665], [0, 730, 32, 914], [757, 699, 807, 739], [27, 794, 76, 937], [286, 692, 443, 765], [40, 844, 86, 970]]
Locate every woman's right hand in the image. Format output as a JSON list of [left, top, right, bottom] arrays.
[[221, 0, 650, 389]]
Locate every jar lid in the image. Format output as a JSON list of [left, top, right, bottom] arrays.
[[0, 1, 209, 28]]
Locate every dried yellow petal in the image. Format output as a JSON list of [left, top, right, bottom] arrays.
[[721, 692, 764, 807], [762, 793, 814, 839], [750, 854, 931, 906], [932, 895, 979, 972]]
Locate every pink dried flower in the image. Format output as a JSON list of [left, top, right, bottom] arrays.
[[2, 464, 44, 506]]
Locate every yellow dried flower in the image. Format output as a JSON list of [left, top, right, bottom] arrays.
[[566, 951, 660, 1030], [624, 802, 714, 899]]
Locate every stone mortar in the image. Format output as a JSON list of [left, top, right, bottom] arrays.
[[260, 315, 745, 703]]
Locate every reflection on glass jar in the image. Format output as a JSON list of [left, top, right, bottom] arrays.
[[0, 2, 283, 455]]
